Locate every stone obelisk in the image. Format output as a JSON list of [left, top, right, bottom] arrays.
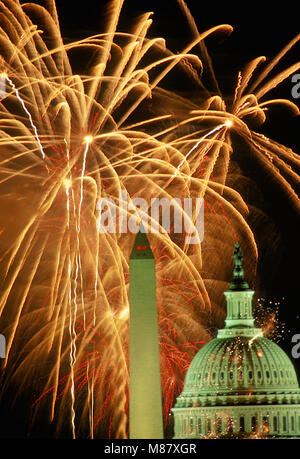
[[129, 228, 163, 439]]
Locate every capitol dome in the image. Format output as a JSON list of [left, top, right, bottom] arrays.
[[183, 336, 300, 401], [172, 243, 300, 438]]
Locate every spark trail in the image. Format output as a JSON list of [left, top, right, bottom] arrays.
[[3, 74, 46, 160], [173, 120, 233, 177]]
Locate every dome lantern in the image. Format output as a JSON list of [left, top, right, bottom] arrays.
[[221, 242, 257, 335]]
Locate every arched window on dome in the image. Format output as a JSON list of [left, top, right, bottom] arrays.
[[283, 416, 287, 431], [273, 416, 278, 432], [262, 416, 269, 434], [207, 418, 211, 435], [291, 416, 295, 431], [216, 418, 222, 435], [239, 416, 245, 432], [227, 417, 234, 433], [197, 418, 202, 435]]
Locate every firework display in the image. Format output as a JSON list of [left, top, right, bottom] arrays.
[[0, 0, 299, 439]]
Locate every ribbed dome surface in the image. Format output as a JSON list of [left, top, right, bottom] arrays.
[[183, 335, 299, 397]]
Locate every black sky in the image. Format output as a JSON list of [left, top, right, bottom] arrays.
[[52, 0, 300, 147]]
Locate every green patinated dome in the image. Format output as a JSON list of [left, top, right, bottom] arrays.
[[182, 335, 299, 399], [172, 243, 300, 438]]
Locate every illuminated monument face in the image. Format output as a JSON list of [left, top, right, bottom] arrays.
[[129, 228, 163, 439], [172, 243, 300, 438]]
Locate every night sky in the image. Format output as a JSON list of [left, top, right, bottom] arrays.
[[54, 0, 300, 148], [0, 0, 300, 440]]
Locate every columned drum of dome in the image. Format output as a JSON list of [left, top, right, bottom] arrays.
[[172, 243, 300, 438]]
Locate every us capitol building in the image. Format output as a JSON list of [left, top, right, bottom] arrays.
[[172, 243, 300, 438]]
